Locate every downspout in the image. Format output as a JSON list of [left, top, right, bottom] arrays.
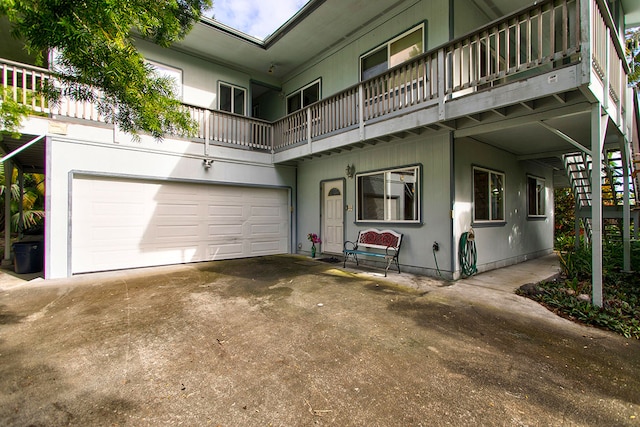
[[449, 131, 456, 280]]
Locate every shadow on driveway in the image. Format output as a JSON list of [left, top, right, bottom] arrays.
[[0, 255, 638, 426]]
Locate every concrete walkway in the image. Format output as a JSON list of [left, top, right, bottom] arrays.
[[458, 253, 561, 292]]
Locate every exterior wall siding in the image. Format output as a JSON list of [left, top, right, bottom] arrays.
[[136, 39, 284, 117], [296, 132, 453, 277], [281, 0, 450, 102], [453, 137, 554, 277]]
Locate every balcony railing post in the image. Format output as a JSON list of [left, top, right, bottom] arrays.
[[307, 107, 312, 152], [437, 49, 446, 120], [204, 109, 210, 157], [270, 124, 275, 154], [358, 83, 364, 140]]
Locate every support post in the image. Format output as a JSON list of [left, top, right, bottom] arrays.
[[574, 205, 581, 251], [2, 160, 13, 267], [591, 103, 605, 307], [622, 136, 631, 272], [17, 168, 24, 239]]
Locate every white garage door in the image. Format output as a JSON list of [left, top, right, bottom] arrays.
[[71, 176, 289, 274]]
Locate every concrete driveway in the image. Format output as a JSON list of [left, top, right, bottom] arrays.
[[1, 254, 638, 426]]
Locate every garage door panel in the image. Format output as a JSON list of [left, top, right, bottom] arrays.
[[155, 225, 200, 239], [157, 203, 200, 216], [251, 224, 283, 235], [251, 240, 286, 253], [208, 243, 244, 257], [208, 224, 243, 235], [209, 205, 244, 217], [72, 177, 289, 274]]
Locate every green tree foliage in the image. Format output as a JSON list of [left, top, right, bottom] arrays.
[[554, 187, 576, 246], [0, 162, 44, 232], [0, 88, 31, 137], [0, 0, 211, 139]]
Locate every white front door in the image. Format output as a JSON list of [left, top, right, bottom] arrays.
[[322, 180, 344, 254]]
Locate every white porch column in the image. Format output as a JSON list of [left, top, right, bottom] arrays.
[[591, 103, 605, 307]]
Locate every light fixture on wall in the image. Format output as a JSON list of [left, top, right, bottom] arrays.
[[345, 163, 355, 178], [203, 158, 213, 169]]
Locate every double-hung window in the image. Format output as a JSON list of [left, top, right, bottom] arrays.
[[357, 166, 420, 223], [360, 24, 425, 81], [527, 175, 546, 217], [219, 82, 247, 115], [473, 166, 505, 223], [287, 79, 320, 114]]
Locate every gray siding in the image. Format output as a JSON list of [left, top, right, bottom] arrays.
[[453, 137, 554, 276], [297, 132, 453, 276], [282, 0, 450, 101]]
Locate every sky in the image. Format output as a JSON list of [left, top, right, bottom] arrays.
[[206, 0, 310, 40]]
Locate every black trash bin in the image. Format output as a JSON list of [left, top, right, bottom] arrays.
[[13, 241, 43, 274]]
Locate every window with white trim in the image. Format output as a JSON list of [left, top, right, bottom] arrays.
[[219, 82, 247, 115], [147, 60, 182, 99], [287, 80, 320, 114], [357, 166, 420, 223], [360, 24, 424, 81], [473, 166, 505, 222], [527, 175, 546, 217]]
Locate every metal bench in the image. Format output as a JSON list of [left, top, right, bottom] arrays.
[[343, 228, 403, 276]]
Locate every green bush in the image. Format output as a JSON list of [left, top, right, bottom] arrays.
[[519, 242, 640, 339]]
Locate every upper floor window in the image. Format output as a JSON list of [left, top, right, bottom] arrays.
[[360, 24, 424, 81], [527, 176, 546, 217], [219, 82, 246, 115], [147, 60, 182, 99], [473, 166, 505, 223], [287, 79, 320, 114], [357, 165, 420, 223]]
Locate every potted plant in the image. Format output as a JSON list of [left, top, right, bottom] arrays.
[[307, 233, 321, 258]]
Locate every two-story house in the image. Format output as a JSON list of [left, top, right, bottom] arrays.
[[1, 0, 639, 302]]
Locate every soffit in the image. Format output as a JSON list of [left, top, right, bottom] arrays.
[[622, 0, 640, 27]]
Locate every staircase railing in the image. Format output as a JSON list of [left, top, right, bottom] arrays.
[[563, 149, 637, 243], [564, 152, 593, 241]]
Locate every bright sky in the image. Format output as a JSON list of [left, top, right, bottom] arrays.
[[206, 0, 310, 40]]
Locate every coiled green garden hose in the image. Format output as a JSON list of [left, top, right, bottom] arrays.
[[459, 230, 477, 277]]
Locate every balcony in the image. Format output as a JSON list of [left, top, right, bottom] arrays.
[[0, 0, 630, 165]]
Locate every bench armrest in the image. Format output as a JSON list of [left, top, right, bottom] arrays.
[[344, 240, 358, 251], [385, 245, 399, 257]]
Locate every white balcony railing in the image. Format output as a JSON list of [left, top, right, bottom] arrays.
[[1, 59, 50, 114], [0, 0, 629, 155]]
